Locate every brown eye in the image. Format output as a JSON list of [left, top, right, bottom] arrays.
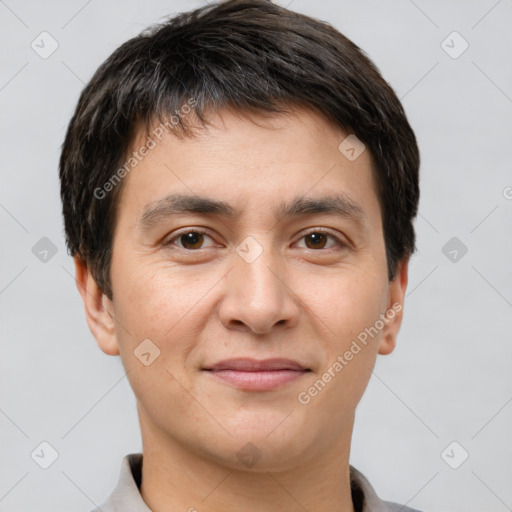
[[304, 232, 328, 249], [296, 230, 346, 251], [178, 231, 205, 250], [165, 230, 216, 251]]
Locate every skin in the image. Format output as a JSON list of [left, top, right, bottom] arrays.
[[75, 106, 409, 512]]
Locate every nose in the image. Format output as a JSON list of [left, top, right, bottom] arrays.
[[218, 244, 300, 335]]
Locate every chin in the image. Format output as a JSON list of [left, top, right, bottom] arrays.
[[212, 423, 313, 472]]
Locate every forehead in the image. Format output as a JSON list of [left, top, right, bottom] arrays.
[[116, 106, 381, 230]]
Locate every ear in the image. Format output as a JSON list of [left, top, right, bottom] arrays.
[[73, 256, 120, 356], [377, 257, 409, 356]]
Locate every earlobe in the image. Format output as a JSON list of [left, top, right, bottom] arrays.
[[73, 257, 120, 356], [377, 257, 409, 356]]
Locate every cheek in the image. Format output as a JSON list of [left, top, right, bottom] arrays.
[[109, 260, 211, 422], [325, 273, 388, 389], [110, 257, 221, 375], [309, 269, 388, 344], [113, 253, 198, 334], [298, 275, 386, 421]]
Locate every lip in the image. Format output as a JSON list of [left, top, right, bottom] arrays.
[[203, 358, 311, 391], [205, 358, 308, 372]]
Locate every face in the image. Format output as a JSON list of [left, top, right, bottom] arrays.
[[77, 106, 408, 472]]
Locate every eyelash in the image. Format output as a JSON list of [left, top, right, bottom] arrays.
[[163, 228, 348, 252]]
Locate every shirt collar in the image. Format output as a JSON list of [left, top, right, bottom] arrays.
[[96, 452, 413, 512]]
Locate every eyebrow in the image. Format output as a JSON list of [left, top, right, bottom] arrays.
[[138, 193, 367, 231]]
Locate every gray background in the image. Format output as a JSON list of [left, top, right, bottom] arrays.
[[1, 1, 511, 511]]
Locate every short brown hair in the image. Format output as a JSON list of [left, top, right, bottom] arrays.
[[59, 0, 420, 300]]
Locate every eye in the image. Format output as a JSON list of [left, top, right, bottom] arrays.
[[163, 229, 348, 252], [164, 230, 217, 250], [295, 230, 347, 250]]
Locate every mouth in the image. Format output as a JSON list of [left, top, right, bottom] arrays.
[[202, 358, 312, 391]]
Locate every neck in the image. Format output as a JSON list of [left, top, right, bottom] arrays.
[[138, 409, 356, 512]]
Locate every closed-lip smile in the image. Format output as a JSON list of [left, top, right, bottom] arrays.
[[203, 358, 311, 391]]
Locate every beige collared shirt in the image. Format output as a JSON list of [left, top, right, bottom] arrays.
[[90, 453, 423, 512]]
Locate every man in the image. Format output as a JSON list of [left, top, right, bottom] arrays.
[[59, 1, 422, 510]]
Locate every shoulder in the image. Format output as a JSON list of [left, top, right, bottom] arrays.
[[87, 453, 147, 512], [349, 464, 425, 512], [382, 500, 424, 512], [91, 498, 117, 512]]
